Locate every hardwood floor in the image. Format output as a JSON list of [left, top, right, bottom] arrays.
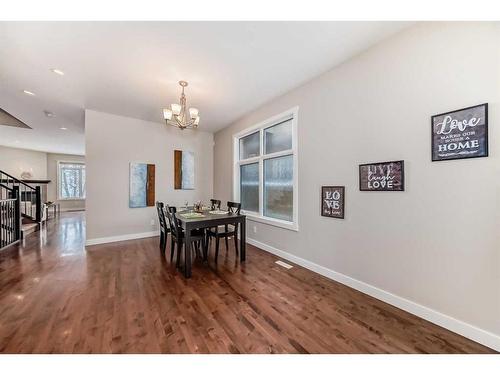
[[0, 212, 495, 353]]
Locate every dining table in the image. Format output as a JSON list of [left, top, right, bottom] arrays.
[[175, 207, 246, 278]]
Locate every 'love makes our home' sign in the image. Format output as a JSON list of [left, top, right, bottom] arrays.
[[432, 103, 488, 161]]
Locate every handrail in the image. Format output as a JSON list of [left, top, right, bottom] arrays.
[[0, 169, 42, 222], [0, 170, 36, 190], [0, 198, 17, 202], [0, 183, 13, 191]]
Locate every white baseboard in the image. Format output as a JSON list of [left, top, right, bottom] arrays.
[[85, 231, 158, 246], [247, 237, 500, 352]]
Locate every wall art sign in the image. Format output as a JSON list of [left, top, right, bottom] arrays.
[[431, 103, 488, 161], [174, 150, 195, 189], [321, 186, 345, 219], [129, 162, 155, 208], [359, 160, 404, 191]]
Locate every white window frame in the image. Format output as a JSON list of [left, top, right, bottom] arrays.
[[57, 161, 86, 201], [233, 106, 299, 231]]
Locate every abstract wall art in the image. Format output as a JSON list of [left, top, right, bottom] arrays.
[[174, 150, 195, 190], [129, 162, 155, 208]]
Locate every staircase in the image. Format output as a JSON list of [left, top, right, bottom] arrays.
[[1, 169, 42, 250]]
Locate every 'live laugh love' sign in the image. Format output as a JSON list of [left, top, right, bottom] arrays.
[[359, 160, 404, 191]]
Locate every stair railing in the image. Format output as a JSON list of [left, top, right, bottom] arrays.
[[0, 170, 42, 222], [0, 185, 21, 250]]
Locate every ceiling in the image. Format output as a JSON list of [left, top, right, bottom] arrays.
[[0, 21, 413, 155]]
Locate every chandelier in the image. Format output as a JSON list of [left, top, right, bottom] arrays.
[[163, 81, 200, 130]]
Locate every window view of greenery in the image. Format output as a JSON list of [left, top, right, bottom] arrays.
[[240, 163, 259, 212], [264, 119, 293, 154], [59, 163, 86, 199], [264, 155, 293, 221], [239, 131, 260, 160]]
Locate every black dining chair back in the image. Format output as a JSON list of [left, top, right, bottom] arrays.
[[165, 205, 180, 237], [207, 201, 242, 263], [165, 204, 182, 264], [227, 201, 241, 215], [165, 204, 206, 274], [210, 199, 221, 210], [156, 201, 170, 254], [156, 201, 164, 225]]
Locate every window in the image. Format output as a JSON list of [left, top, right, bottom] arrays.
[[58, 162, 86, 200], [240, 162, 259, 212], [233, 107, 298, 231]]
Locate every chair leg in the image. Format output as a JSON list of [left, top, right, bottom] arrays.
[[170, 236, 175, 262], [225, 236, 229, 252], [234, 230, 239, 255], [215, 236, 220, 263], [159, 232, 164, 249], [192, 242, 198, 259], [202, 236, 208, 261], [161, 233, 167, 254], [176, 240, 182, 267]]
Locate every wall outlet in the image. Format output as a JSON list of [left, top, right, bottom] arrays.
[[150, 219, 155, 226], [253, 225, 257, 234]]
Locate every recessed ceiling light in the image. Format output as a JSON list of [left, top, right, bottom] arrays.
[[60, 127, 67, 130], [23, 90, 35, 96], [44, 110, 55, 118], [51, 68, 65, 76]]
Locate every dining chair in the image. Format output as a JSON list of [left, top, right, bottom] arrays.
[[165, 204, 206, 272], [210, 199, 221, 210], [156, 201, 170, 254], [207, 201, 241, 263]]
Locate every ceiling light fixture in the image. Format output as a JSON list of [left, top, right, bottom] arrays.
[[162, 81, 200, 130], [44, 110, 55, 118], [23, 90, 35, 96], [60, 127, 67, 130], [51, 68, 65, 76]]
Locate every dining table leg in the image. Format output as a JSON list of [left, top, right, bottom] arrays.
[[184, 228, 192, 278], [240, 218, 246, 262]]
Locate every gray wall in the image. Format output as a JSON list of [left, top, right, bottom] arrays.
[[85, 109, 214, 241], [0, 145, 47, 178], [214, 22, 500, 340]]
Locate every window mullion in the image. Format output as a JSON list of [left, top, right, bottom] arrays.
[[259, 129, 264, 217]]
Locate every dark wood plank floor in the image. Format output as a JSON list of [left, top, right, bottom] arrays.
[[0, 212, 495, 353]]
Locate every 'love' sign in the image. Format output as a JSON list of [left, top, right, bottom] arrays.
[[321, 186, 345, 218]]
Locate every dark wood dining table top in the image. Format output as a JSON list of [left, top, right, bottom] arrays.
[[175, 207, 246, 225]]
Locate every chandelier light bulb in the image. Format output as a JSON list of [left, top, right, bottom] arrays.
[[189, 107, 199, 119], [171, 103, 181, 116], [163, 108, 173, 120]]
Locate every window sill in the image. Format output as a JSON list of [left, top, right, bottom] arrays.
[[243, 212, 298, 232]]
